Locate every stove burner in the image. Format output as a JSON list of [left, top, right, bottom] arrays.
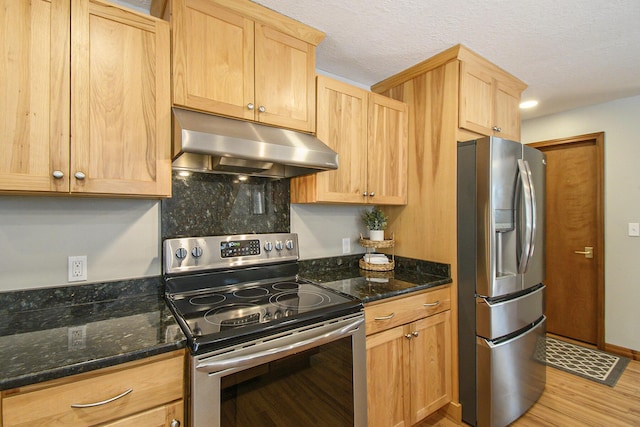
[[272, 282, 300, 291], [189, 294, 226, 306], [270, 290, 328, 309], [233, 287, 270, 299], [204, 303, 264, 327]]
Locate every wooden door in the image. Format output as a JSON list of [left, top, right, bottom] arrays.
[[493, 79, 522, 141], [71, 0, 171, 197], [366, 325, 408, 427], [255, 23, 316, 132], [458, 61, 493, 137], [409, 311, 452, 425], [0, 0, 70, 193], [368, 93, 409, 205], [290, 76, 367, 203], [530, 133, 604, 346], [172, 0, 255, 120]]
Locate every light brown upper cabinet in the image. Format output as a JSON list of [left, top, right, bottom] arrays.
[[459, 60, 526, 142], [171, 0, 324, 133], [290, 76, 408, 205], [0, 0, 171, 197]]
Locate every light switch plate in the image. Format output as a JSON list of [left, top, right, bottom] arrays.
[[628, 223, 639, 237]]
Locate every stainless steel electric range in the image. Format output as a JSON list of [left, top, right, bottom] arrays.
[[163, 233, 367, 427]]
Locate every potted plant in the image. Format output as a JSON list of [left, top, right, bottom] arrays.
[[361, 206, 388, 241]]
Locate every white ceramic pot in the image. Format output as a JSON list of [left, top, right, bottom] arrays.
[[369, 229, 384, 241]]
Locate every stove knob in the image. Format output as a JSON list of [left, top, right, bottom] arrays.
[[191, 246, 203, 258], [264, 241, 273, 252], [285, 309, 295, 317], [263, 311, 271, 321], [275, 240, 283, 251], [175, 247, 188, 259], [285, 239, 294, 250], [274, 310, 283, 319]]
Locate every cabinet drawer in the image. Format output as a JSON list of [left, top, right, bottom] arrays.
[[365, 286, 451, 335], [2, 352, 184, 427]]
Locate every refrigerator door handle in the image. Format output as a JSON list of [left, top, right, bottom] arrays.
[[524, 160, 537, 265], [517, 159, 534, 274]]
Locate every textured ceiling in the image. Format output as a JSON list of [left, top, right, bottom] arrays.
[[118, 0, 640, 120]]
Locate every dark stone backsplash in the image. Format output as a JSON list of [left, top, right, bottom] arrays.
[[161, 171, 290, 239]]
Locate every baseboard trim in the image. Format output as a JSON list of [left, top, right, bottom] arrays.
[[438, 401, 462, 423], [605, 343, 640, 361]]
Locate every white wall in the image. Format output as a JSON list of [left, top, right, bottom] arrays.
[[291, 204, 367, 260], [0, 197, 161, 291], [521, 94, 640, 351]]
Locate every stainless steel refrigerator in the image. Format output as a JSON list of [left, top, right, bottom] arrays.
[[457, 136, 546, 427]]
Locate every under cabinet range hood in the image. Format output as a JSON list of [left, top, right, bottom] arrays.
[[171, 108, 338, 178]]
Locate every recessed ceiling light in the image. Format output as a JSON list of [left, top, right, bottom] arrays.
[[520, 100, 539, 109]]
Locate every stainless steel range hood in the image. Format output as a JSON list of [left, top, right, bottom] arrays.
[[171, 108, 338, 178]]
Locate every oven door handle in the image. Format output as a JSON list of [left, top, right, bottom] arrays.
[[195, 315, 364, 373]]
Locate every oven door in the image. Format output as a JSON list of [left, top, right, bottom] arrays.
[[191, 312, 367, 427]]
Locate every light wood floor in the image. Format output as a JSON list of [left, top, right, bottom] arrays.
[[418, 359, 640, 427]]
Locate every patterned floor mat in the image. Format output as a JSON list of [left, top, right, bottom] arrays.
[[544, 337, 630, 386]]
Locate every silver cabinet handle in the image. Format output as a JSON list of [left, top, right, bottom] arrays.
[[374, 313, 395, 321], [258, 105, 266, 113], [170, 420, 181, 427], [405, 333, 412, 340], [52, 170, 64, 179], [74, 171, 86, 180], [70, 388, 133, 408], [492, 126, 502, 132], [412, 331, 419, 337], [247, 103, 254, 110], [423, 301, 440, 307], [369, 192, 375, 197]]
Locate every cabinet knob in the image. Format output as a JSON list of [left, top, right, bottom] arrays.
[[258, 105, 266, 113], [170, 420, 181, 427], [74, 171, 86, 180], [369, 192, 375, 197], [247, 103, 254, 110], [492, 126, 502, 132], [362, 192, 368, 197], [405, 333, 413, 340], [412, 331, 419, 337], [52, 170, 64, 179]]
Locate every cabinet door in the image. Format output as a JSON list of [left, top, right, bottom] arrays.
[[172, 0, 254, 120], [459, 61, 494, 136], [366, 325, 409, 427], [255, 23, 316, 132], [368, 93, 408, 205], [0, 0, 70, 193], [292, 75, 367, 203], [101, 400, 183, 427], [71, 0, 171, 196], [494, 79, 522, 141], [408, 310, 452, 425]]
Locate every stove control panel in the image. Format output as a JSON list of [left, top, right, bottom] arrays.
[[164, 233, 299, 274]]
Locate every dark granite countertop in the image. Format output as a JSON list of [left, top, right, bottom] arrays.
[[299, 254, 452, 304], [0, 277, 185, 391]]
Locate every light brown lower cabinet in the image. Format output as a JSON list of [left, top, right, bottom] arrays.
[[365, 287, 452, 427], [1, 350, 184, 427]]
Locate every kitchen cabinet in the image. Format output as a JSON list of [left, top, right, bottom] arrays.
[[459, 61, 524, 142], [0, 0, 172, 197], [290, 75, 408, 205], [170, 0, 324, 132], [1, 350, 184, 426], [365, 286, 452, 427], [370, 44, 527, 424]]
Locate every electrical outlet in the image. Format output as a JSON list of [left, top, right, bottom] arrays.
[[342, 237, 351, 254], [68, 325, 87, 351], [68, 256, 87, 282]]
